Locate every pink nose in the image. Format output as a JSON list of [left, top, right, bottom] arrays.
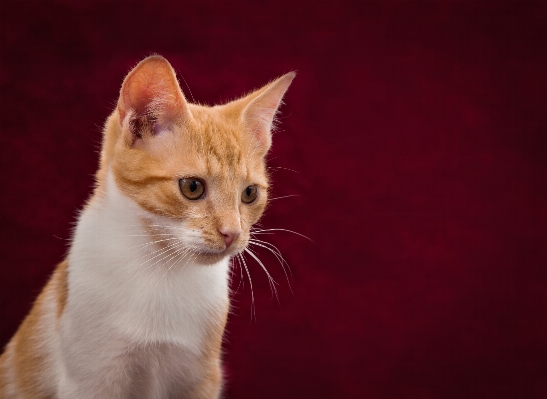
[[219, 229, 240, 248]]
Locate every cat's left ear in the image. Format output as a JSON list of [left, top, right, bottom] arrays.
[[117, 55, 190, 146], [241, 72, 295, 154]]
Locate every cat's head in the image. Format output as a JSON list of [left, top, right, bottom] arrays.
[[99, 55, 294, 265]]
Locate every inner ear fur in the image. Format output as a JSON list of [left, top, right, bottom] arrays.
[[117, 55, 190, 145], [239, 72, 296, 154]]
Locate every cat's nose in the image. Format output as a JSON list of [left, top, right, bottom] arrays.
[[219, 228, 240, 248]]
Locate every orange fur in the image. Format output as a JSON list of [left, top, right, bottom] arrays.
[[1, 261, 67, 398]]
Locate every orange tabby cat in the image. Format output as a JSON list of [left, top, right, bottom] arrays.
[[0, 55, 294, 399]]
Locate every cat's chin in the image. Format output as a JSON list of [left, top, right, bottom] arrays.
[[193, 249, 238, 266]]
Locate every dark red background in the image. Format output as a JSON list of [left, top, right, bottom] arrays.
[[1, 1, 546, 398]]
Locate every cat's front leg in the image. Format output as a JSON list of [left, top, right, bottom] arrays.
[[56, 326, 136, 399], [181, 363, 223, 399], [57, 376, 130, 399], [56, 355, 134, 399]]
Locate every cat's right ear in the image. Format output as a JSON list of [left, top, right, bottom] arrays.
[[240, 72, 295, 155], [117, 55, 190, 146]]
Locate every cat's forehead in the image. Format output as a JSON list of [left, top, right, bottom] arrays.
[[168, 106, 266, 184]]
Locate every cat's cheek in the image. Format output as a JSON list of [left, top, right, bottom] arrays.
[[242, 202, 267, 226]]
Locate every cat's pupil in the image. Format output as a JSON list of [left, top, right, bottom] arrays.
[[190, 181, 198, 192], [246, 186, 252, 196]]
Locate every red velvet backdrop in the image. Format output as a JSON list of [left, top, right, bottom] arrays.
[[1, 1, 546, 397]]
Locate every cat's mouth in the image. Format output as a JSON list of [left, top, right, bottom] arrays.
[[191, 244, 244, 266], [191, 251, 227, 266], [140, 218, 245, 265]]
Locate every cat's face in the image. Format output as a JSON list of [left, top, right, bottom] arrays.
[[100, 56, 294, 265], [111, 105, 270, 265]]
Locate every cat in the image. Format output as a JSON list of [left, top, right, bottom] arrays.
[[0, 55, 294, 399]]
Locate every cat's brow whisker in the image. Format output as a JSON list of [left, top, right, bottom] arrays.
[[268, 166, 299, 173], [265, 155, 282, 162], [244, 134, 255, 165], [268, 194, 299, 201], [179, 75, 196, 104]]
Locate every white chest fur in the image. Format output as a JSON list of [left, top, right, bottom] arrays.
[[59, 173, 229, 396]]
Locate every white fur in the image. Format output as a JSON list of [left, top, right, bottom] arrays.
[[54, 172, 230, 398]]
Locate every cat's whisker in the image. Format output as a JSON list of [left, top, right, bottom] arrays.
[[128, 234, 179, 237], [251, 228, 313, 243], [244, 247, 279, 290], [136, 242, 187, 275], [149, 247, 182, 283], [238, 253, 255, 322], [249, 238, 286, 259], [238, 255, 246, 292], [231, 256, 245, 296], [147, 241, 192, 280], [244, 248, 279, 304], [116, 240, 178, 274], [138, 252, 177, 279], [141, 224, 189, 233], [126, 245, 177, 271], [127, 235, 195, 256], [159, 246, 191, 280], [248, 239, 293, 293], [129, 237, 180, 251], [148, 248, 178, 277]]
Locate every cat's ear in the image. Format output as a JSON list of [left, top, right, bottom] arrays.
[[117, 55, 190, 146], [241, 72, 295, 154]]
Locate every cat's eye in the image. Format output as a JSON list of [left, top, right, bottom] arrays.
[[179, 178, 205, 200], [241, 185, 259, 204]]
